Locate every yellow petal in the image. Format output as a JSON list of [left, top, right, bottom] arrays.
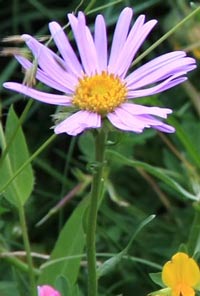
[[171, 283, 195, 296], [162, 252, 200, 289]]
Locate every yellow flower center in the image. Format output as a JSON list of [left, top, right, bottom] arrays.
[[72, 71, 127, 114]]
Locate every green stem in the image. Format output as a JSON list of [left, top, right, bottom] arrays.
[[85, 0, 96, 13], [18, 204, 36, 296], [0, 134, 56, 194], [86, 129, 107, 296], [1, 251, 40, 276]]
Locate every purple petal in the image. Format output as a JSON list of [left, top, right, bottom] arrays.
[[107, 104, 174, 133], [109, 15, 157, 77], [94, 15, 107, 71], [22, 34, 77, 91], [121, 103, 172, 118], [108, 7, 133, 69], [153, 123, 175, 133], [3, 82, 72, 106], [15, 55, 73, 94], [68, 12, 99, 74], [107, 111, 144, 133], [54, 111, 101, 135], [126, 51, 185, 85], [127, 75, 187, 98], [49, 21, 83, 76], [126, 52, 196, 89], [135, 114, 175, 132], [108, 106, 151, 132]]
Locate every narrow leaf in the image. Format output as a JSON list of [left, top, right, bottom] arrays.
[[107, 150, 197, 201], [38, 197, 89, 286], [97, 215, 155, 278]]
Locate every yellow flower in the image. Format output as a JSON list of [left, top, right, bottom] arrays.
[[162, 252, 200, 296]]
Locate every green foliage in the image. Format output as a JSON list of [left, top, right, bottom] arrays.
[[38, 197, 89, 286], [97, 215, 155, 278], [0, 282, 20, 296], [55, 275, 82, 296], [1, 0, 200, 295], [0, 106, 34, 207], [149, 272, 164, 287]]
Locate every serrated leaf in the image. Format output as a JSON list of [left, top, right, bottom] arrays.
[[38, 197, 88, 286], [0, 106, 34, 206]]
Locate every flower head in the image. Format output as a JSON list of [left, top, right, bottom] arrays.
[[3, 8, 196, 136], [162, 252, 200, 296], [37, 285, 61, 296]]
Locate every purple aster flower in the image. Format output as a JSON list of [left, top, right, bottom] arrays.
[[37, 285, 61, 296], [3, 8, 196, 136]]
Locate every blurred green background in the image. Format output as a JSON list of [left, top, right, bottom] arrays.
[[1, 0, 200, 295]]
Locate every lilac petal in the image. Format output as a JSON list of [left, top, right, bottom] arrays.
[[108, 7, 133, 69], [126, 51, 186, 86], [108, 106, 152, 132], [107, 105, 174, 133], [121, 103, 172, 118], [125, 106, 175, 132], [117, 19, 157, 77], [154, 123, 175, 133], [49, 21, 83, 76], [94, 15, 107, 71], [135, 114, 175, 133], [114, 107, 157, 128], [109, 15, 157, 77], [126, 53, 196, 89], [54, 111, 101, 135], [3, 82, 72, 106], [15, 55, 73, 94], [127, 75, 187, 98], [68, 12, 99, 75], [22, 34, 77, 91], [107, 112, 144, 133], [135, 114, 168, 126], [108, 14, 144, 73]]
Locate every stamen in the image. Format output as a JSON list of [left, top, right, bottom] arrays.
[[72, 71, 127, 114]]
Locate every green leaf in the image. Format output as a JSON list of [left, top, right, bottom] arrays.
[[149, 272, 164, 287], [38, 197, 89, 286], [148, 288, 171, 296], [55, 275, 72, 296], [169, 118, 200, 169], [97, 251, 124, 279], [0, 281, 20, 296], [97, 215, 155, 278], [0, 106, 34, 206], [55, 275, 81, 296], [107, 150, 198, 201]]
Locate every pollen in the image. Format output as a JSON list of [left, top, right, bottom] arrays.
[[72, 71, 127, 114]]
